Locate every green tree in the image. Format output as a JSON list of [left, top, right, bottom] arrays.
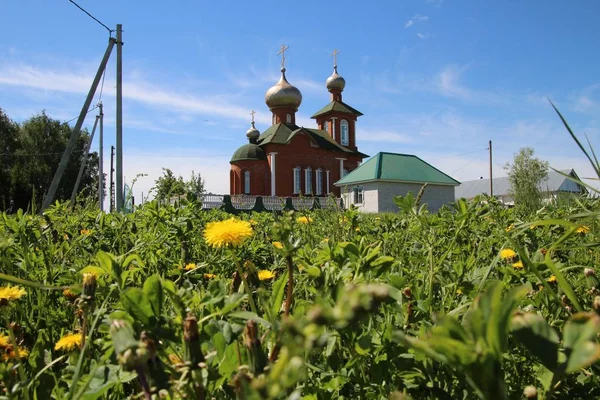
[[187, 170, 205, 196], [1, 110, 99, 212], [0, 108, 19, 210], [153, 168, 186, 203], [504, 147, 549, 214]]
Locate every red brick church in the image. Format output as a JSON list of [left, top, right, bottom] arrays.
[[230, 47, 367, 197]]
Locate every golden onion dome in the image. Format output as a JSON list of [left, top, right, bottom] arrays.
[[246, 121, 260, 143], [326, 66, 346, 91], [265, 68, 302, 110]]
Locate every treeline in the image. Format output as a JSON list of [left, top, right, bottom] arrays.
[[0, 108, 100, 212]]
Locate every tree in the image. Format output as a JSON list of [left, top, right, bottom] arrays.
[[187, 170, 205, 196], [504, 147, 549, 214], [153, 168, 186, 203], [0, 110, 99, 212]]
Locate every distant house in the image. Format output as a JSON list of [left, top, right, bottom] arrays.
[[455, 169, 588, 205], [334, 152, 460, 213]]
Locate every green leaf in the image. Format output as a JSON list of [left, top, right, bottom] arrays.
[[511, 312, 559, 370], [563, 313, 600, 374], [270, 273, 287, 318], [143, 275, 162, 317], [120, 288, 153, 326], [305, 266, 322, 277], [229, 311, 272, 329], [338, 242, 359, 258]]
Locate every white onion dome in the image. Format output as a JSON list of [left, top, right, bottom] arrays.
[[326, 65, 346, 91], [265, 68, 302, 109], [246, 121, 260, 142]]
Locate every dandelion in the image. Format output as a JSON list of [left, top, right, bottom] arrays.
[[375, 217, 381, 221], [355, 227, 361, 232], [54, 333, 83, 352], [203, 273, 216, 280], [297, 216, 313, 224], [2, 346, 29, 361], [63, 288, 78, 300], [63, 233, 69, 240], [80, 229, 91, 235], [249, 219, 258, 226], [500, 249, 517, 260], [258, 270, 275, 281], [547, 275, 557, 283], [168, 353, 183, 365], [0, 334, 10, 348], [184, 263, 197, 271], [322, 238, 329, 243], [505, 224, 514, 232], [0, 285, 26, 305], [456, 288, 463, 295], [203, 218, 253, 248], [513, 261, 524, 269], [272, 241, 283, 249], [576, 225, 590, 234]]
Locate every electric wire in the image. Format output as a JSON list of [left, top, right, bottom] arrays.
[[68, 0, 114, 34], [63, 105, 99, 125], [426, 147, 488, 161]]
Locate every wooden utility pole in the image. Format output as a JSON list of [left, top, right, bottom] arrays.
[[110, 145, 115, 212], [70, 114, 100, 205], [98, 102, 104, 211], [116, 24, 124, 212], [489, 140, 493, 197], [42, 37, 116, 212]]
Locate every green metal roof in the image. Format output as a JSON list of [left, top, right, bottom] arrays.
[[334, 152, 460, 186], [257, 123, 297, 145], [311, 101, 363, 118], [230, 143, 267, 163]]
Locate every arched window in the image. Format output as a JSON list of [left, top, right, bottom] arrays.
[[315, 168, 323, 196], [305, 168, 312, 195], [286, 114, 292, 124], [340, 120, 349, 145], [244, 170, 250, 194], [272, 114, 276, 125], [293, 167, 301, 194], [323, 120, 328, 132]]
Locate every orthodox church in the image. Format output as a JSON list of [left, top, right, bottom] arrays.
[[230, 47, 367, 197]]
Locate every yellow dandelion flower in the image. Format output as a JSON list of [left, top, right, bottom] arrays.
[[512, 261, 524, 269], [500, 249, 517, 260], [0, 285, 26, 304], [168, 353, 183, 365], [456, 288, 463, 295], [355, 227, 361, 232], [2, 346, 29, 361], [203, 218, 253, 248], [576, 225, 590, 234], [547, 275, 557, 283], [80, 229, 91, 235], [258, 270, 275, 281], [505, 224, 514, 232], [322, 238, 329, 243], [249, 219, 258, 226], [184, 263, 197, 271], [272, 241, 283, 249], [297, 216, 313, 224], [54, 333, 83, 352], [63, 233, 69, 240], [375, 217, 381, 221], [0, 334, 10, 348], [63, 288, 78, 300], [203, 273, 216, 280]]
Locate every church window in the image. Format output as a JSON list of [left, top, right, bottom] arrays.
[[293, 167, 301, 194], [353, 187, 364, 204], [286, 114, 292, 124], [323, 120, 328, 132], [340, 120, 349, 145], [315, 169, 323, 195], [244, 170, 250, 194], [272, 114, 276, 125], [305, 168, 312, 195]]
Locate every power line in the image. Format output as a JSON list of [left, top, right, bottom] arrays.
[[123, 153, 231, 158], [68, 0, 114, 34], [426, 147, 488, 161], [64, 105, 99, 125]]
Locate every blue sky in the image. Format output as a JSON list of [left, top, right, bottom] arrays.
[[1, 0, 600, 201]]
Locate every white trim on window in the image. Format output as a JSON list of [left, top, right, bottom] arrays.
[[304, 167, 312, 195], [340, 120, 349, 145], [286, 114, 292, 124], [293, 167, 301, 194], [315, 168, 323, 196], [244, 170, 250, 194], [323, 120, 328, 132], [353, 186, 364, 204]]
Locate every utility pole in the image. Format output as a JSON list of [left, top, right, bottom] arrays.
[[489, 140, 493, 197], [110, 145, 115, 212], [98, 102, 104, 211], [42, 37, 116, 212], [70, 114, 100, 205], [116, 24, 124, 212]]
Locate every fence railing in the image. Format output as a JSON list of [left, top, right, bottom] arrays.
[[182, 194, 344, 214]]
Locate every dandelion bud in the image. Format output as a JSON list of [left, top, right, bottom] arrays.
[[585, 268, 596, 277], [523, 385, 537, 398], [593, 296, 600, 314], [243, 320, 267, 374], [585, 268, 599, 290], [82, 273, 97, 299], [231, 271, 241, 293], [184, 314, 204, 367], [402, 287, 412, 299]]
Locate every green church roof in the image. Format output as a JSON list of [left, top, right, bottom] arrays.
[[230, 143, 267, 163], [311, 101, 363, 118], [335, 152, 460, 186]]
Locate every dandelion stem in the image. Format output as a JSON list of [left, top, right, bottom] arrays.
[[284, 254, 294, 317], [7, 324, 30, 400], [232, 252, 258, 314]]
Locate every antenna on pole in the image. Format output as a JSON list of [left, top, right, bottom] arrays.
[[489, 140, 493, 197], [116, 24, 124, 212], [98, 101, 104, 211]]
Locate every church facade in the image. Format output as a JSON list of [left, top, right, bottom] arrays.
[[230, 48, 367, 197]]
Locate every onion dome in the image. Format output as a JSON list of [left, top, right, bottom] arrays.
[[246, 121, 260, 143], [230, 143, 267, 163], [265, 68, 302, 110], [326, 65, 346, 91]]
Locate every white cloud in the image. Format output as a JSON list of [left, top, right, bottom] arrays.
[[405, 14, 429, 28], [435, 64, 505, 104], [417, 33, 430, 39], [359, 129, 413, 143]]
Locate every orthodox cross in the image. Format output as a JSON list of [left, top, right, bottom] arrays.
[[250, 109, 256, 123], [331, 49, 339, 66], [278, 44, 289, 68]]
